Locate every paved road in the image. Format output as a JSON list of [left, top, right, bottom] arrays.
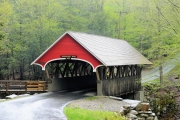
[[142, 54, 180, 83], [0, 89, 95, 120]]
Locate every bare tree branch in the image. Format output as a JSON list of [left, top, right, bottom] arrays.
[[167, 0, 179, 13], [155, 3, 178, 35], [167, 0, 179, 8]]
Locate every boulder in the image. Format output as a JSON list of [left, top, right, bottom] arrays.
[[137, 117, 146, 120], [146, 117, 154, 120], [135, 103, 142, 111], [141, 103, 150, 111], [140, 113, 149, 118], [130, 110, 138, 115], [151, 113, 156, 116], [127, 113, 137, 118], [123, 99, 141, 108]]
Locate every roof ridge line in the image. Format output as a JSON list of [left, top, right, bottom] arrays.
[[67, 31, 126, 42]]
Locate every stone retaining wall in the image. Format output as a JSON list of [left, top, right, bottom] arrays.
[[122, 102, 158, 120]]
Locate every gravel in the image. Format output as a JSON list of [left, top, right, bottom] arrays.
[[67, 96, 130, 112]]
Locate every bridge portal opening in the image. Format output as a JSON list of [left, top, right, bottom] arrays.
[[46, 59, 97, 92]]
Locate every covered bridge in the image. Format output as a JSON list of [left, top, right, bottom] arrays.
[[31, 31, 152, 96]]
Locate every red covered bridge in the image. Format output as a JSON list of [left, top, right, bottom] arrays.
[[31, 31, 152, 96]]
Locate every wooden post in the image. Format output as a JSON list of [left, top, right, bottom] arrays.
[[6, 82, 8, 94], [96, 68, 102, 96], [43, 82, 45, 91], [45, 67, 50, 79], [25, 82, 27, 92], [96, 69, 100, 81]]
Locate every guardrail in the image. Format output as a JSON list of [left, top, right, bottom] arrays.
[[0, 80, 47, 94]]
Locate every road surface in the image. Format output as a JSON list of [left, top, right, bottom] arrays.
[[142, 54, 180, 83], [0, 89, 96, 120]]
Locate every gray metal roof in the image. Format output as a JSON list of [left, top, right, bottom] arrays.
[[68, 31, 152, 66]]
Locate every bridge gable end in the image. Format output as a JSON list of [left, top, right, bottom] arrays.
[[33, 34, 102, 71]]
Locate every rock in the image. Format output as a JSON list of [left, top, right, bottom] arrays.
[[130, 110, 138, 115], [119, 107, 124, 113], [154, 116, 158, 120], [146, 117, 154, 120], [123, 105, 131, 115], [138, 111, 144, 114], [127, 113, 137, 118], [124, 108, 131, 115], [137, 117, 145, 120], [141, 103, 149, 111], [123, 105, 131, 109], [140, 113, 149, 118], [135, 103, 142, 111], [123, 99, 141, 108], [144, 111, 152, 114], [143, 98, 148, 102], [151, 113, 156, 116], [122, 100, 155, 120]]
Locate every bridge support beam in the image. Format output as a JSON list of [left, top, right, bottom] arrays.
[[97, 81, 102, 96], [134, 90, 144, 102], [96, 69, 103, 96]]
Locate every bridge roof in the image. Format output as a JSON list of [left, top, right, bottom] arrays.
[[31, 31, 152, 71]]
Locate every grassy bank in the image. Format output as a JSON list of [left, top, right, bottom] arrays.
[[64, 106, 125, 120]]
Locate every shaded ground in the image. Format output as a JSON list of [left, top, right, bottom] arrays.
[[168, 76, 180, 119]]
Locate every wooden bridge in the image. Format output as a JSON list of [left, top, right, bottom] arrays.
[[31, 32, 152, 96], [0, 80, 47, 95]]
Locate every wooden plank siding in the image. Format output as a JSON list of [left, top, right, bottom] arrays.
[[0, 80, 47, 94], [102, 76, 141, 96], [98, 65, 142, 96]]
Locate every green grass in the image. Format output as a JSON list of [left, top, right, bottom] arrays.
[[165, 63, 180, 77], [64, 106, 126, 120], [85, 96, 99, 100]]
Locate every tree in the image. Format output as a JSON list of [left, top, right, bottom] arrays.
[[0, 1, 12, 79]]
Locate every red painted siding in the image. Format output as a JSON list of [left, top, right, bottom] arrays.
[[36, 34, 102, 69]]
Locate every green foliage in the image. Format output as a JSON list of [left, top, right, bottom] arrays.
[[64, 106, 126, 120], [144, 83, 177, 119]]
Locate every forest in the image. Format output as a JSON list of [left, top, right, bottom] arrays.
[[0, 0, 180, 80]]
